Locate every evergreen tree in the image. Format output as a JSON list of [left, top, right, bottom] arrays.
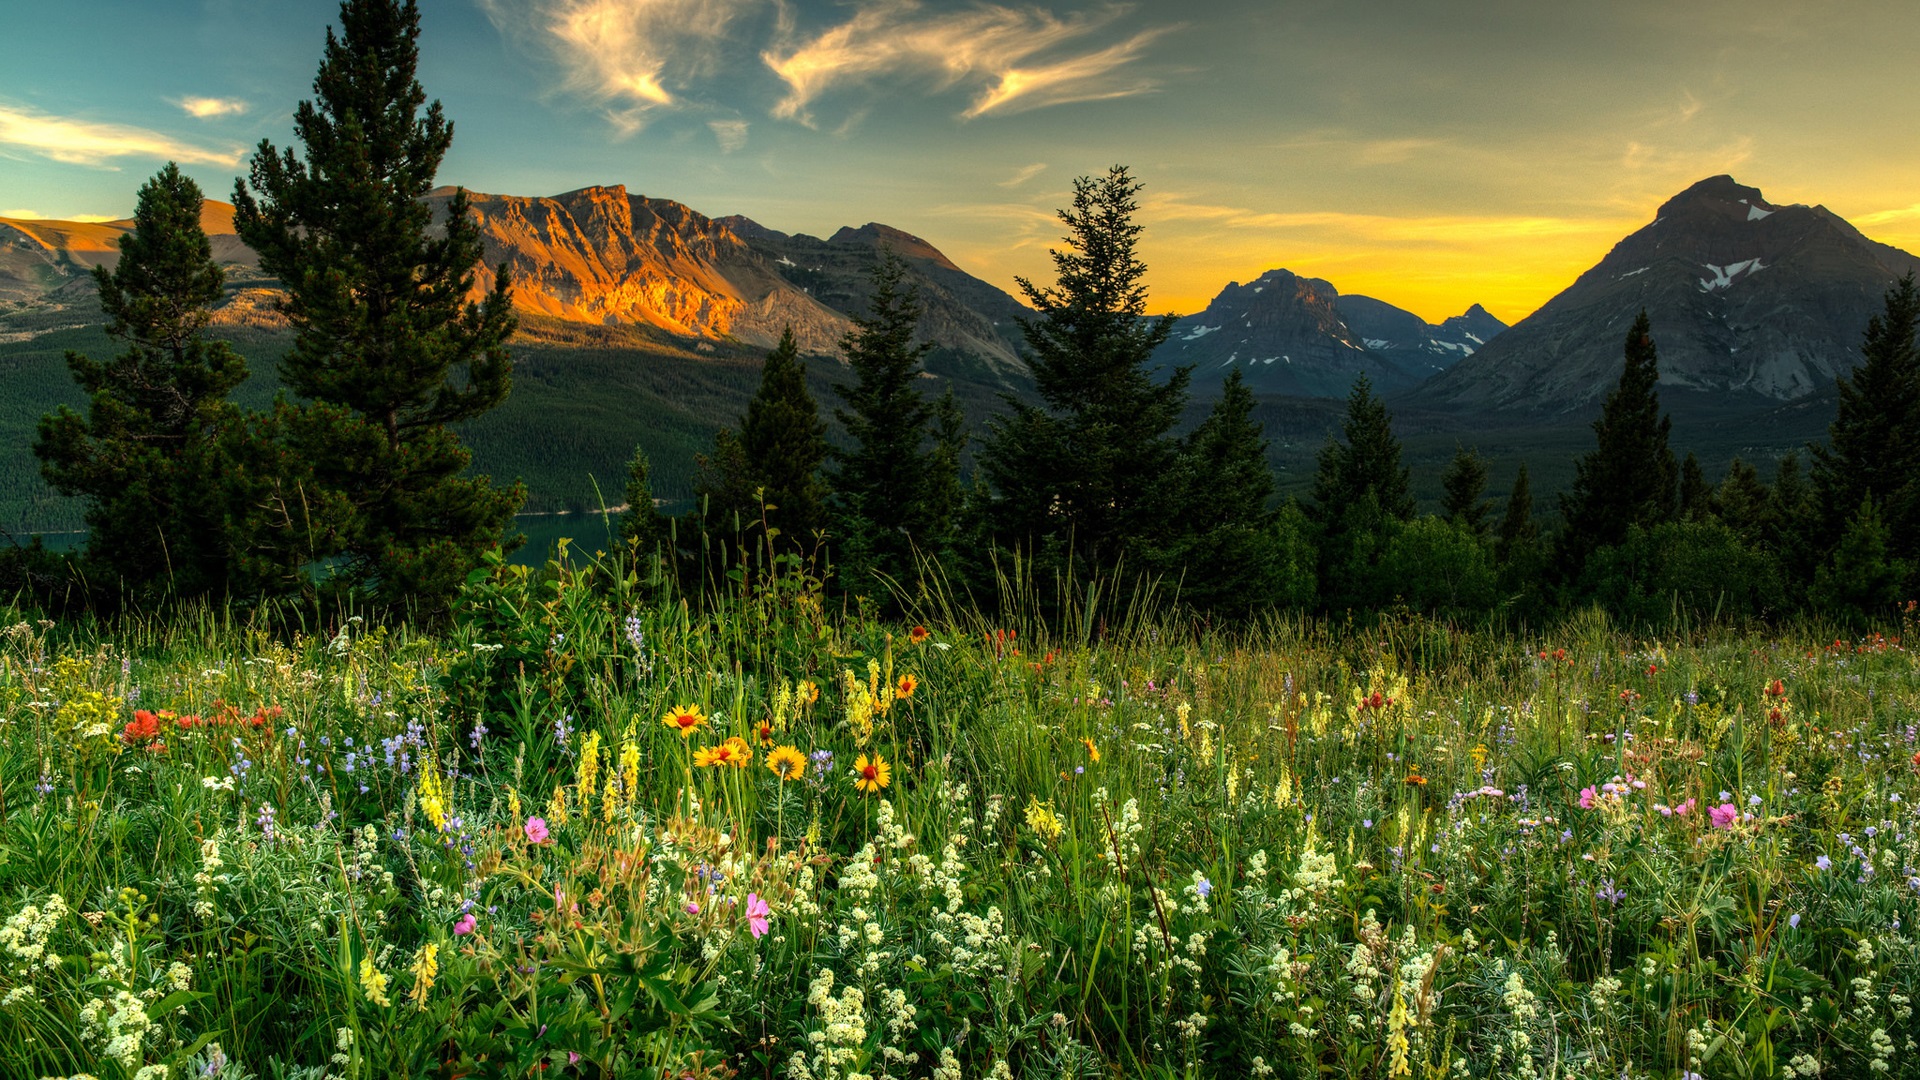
[[979, 165, 1186, 575], [1679, 453, 1710, 521], [1770, 452, 1821, 607], [1166, 370, 1284, 611], [1809, 272, 1920, 566], [1494, 463, 1538, 564], [1710, 457, 1773, 548], [1557, 310, 1678, 574], [1309, 375, 1415, 611], [922, 388, 969, 560], [1440, 446, 1492, 539], [1813, 496, 1906, 627], [827, 253, 946, 594], [619, 446, 666, 558], [739, 328, 830, 545], [35, 163, 250, 604], [1309, 376, 1417, 525], [233, 0, 521, 614]]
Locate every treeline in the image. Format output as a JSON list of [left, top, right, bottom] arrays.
[[4, 0, 1915, 631]]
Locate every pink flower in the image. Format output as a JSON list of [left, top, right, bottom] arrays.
[[685, 901, 700, 915], [1577, 786, 1597, 809], [524, 816, 551, 844], [1674, 797, 1696, 817], [746, 892, 771, 939], [453, 913, 477, 936], [1709, 802, 1738, 830]]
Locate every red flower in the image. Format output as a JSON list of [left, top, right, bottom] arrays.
[[122, 710, 163, 748]]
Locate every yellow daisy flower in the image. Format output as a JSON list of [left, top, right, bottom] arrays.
[[853, 753, 891, 794]]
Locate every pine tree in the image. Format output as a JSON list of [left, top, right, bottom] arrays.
[[1809, 272, 1920, 566], [35, 163, 250, 604], [619, 446, 666, 557], [232, 0, 521, 614], [1710, 457, 1773, 548], [1770, 452, 1821, 605], [1678, 453, 1711, 521], [1494, 463, 1538, 564], [1558, 310, 1678, 574], [1309, 375, 1415, 611], [1813, 496, 1907, 627], [1440, 446, 1491, 539], [1309, 376, 1417, 525], [1167, 369, 1284, 611], [979, 165, 1186, 574], [739, 328, 830, 545], [827, 253, 946, 594]]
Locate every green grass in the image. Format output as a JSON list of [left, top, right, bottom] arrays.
[[0, 554, 1915, 1078]]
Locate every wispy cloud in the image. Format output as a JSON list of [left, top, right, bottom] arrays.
[[177, 96, 248, 119], [0, 105, 241, 167], [708, 118, 748, 152], [1138, 189, 1619, 246], [479, 0, 748, 128], [998, 163, 1048, 188], [1854, 203, 1920, 227], [763, 1, 1175, 124]]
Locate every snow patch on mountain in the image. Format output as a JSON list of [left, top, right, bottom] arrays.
[[1699, 259, 1766, 292]]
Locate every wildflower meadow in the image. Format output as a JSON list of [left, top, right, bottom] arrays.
[[2, 550, 1918, 1080]]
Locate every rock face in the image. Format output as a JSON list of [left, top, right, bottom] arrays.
[[1, 187, 1032, 373], [1417, 175, 1920, 414], [1158, 268, 1503, 398]]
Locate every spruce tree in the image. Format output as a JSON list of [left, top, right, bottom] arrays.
[[1494, 462, 1538, 564], [734, 327, 829, 544], [1678, 453, 1711, 521], [1813, 496, 1906, 627], [827, 253, 946, 594], [1710, 457, 1773, 548], [1440, 446, 1492, 539], [1558, 310, 1677, 574], [1809, 272, 1920, 566], [1309, 375, 1415, 610], [619, 446, 666, 557], [35, 163, 250, 604], [1167, 369, 1283, 611], [233, 0, 521, 614], [979, 165, 1185, 574], [1770, 452, 1821, 606]]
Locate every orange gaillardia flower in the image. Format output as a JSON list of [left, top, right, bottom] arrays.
[[853, 753, 891, 793], [895, 674, 918, 700], [1081, 737, 1100, 763], [767, 745, 806, 782], [909, 625, 930, 645], [755, 719, 778, 746], [663, 704, 708, 738], [695, 737, 753, 768]]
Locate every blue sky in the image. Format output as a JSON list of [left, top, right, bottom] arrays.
[[5, 0, 1920, 322]]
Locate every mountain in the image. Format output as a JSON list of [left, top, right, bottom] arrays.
[[1157, 268, 1503, 397], [1, 186, 1032, 381], [1417, 175, 1920, 414]]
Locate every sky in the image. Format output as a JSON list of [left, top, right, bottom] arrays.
[[4, 0, 1920, 324]]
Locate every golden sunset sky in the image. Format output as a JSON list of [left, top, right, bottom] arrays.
[[4, 0, 1918, 324]]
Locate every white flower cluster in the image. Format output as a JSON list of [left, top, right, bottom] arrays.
[[2, 891, 67, 1002], [786, 967, 870, 1080], [79, 988, 158, 1070], [193, 837, 225, 919]]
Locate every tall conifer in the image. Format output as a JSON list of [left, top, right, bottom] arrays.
[[35, 164, 250, 603], [978, 165, 1185, 574], [1494, 463, 1538, 564], [1557, 310, 1677, 573], [1168, 370, 1285, 612], [1809, 272, 1920, 567], [233, 0, 521, 614], [827, 253, 946, 594], [1440, 446, 1492, 539]]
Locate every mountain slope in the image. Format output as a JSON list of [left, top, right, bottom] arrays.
[[1157, 268, 1503, 397], [1417, 175, 1920, 413]]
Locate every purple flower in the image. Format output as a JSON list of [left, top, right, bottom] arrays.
[[1709, 803, 1738, 830], [1596, 879, 1625, 906], [1196, 876, 1212, 900], [1788, 913, 1801, 929], [1816, 854, 1832, 871]]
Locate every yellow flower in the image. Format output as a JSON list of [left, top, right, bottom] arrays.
[[896, 674, 919, 700], [1081, 736, 1100, 763], [576, 731, 601, 805], [853, 753, 891, 794], [1024, 797, 1063, 843], [662, 704, 708, 738], [408, 943, 439, 1008], [767, 745, 807, 782], [723, 735, 753, 768], [417, 761, 447, 832], [797, 680, 820, 706], [359, 955, 391, 1008]]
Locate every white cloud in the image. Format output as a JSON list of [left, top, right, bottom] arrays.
[[708, 118, 748, 152], [998, 163, 1048, 188], [0, 105, 242, 167], [479, 0, 748, 127], [1855, 203, 1920, 227], [178, 96, 248, 119], [763, 1, 1175, 124]]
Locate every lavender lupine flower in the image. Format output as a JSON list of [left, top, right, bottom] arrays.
[[1195, 876, 1212, 900], [469, 718, 488, 751], [1596, 879, 1625, 906], [255, 803, 278, 842]]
